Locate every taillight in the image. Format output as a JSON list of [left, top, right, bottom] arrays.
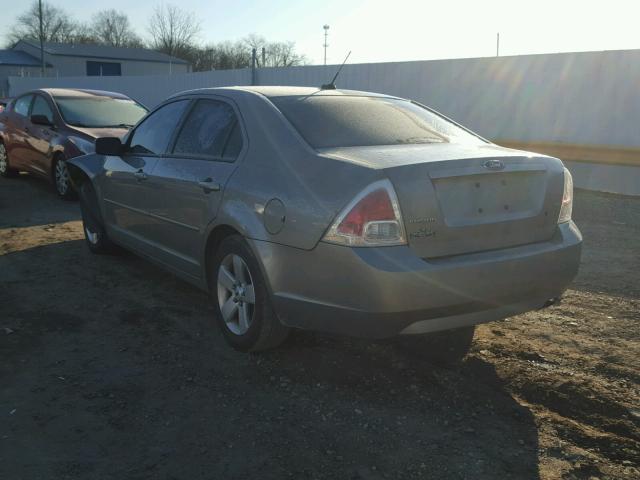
[[558, 167, 573, 224], [323, 179, 406, 247]]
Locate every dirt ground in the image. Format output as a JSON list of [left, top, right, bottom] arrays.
[[0, 174, 638, 480]]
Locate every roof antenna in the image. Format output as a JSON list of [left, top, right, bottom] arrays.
[[321, 51, 351, 90]]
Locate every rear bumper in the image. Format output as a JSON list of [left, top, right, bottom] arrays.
[[251, 221, 582, 338]]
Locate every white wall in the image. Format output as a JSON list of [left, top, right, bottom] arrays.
[[9, 50, 640, 195], [9, 68, 250, 108], [0, 65, 50, 97], [565, 161, 640, 196]]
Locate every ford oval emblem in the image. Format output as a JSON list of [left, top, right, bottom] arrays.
[[484, 159, 505, 170]]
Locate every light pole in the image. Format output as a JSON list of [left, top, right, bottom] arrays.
[[38, 0, 45, 76], [323, 24, 330, 65]]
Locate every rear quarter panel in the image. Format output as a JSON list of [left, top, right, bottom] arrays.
[[210, 93, 380, 252]]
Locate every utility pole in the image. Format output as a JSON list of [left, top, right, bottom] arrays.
[[251, 48, 257, 85], [496, 32, 500, 56], [207, 48, 214, 70], [38, 0, 45, 76], [323, 25, 330, 65], [262, 47, 266, 68]]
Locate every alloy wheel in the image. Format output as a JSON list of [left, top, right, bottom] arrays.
[[217, 253, 256, 335], [0, 144, 7, 174], [55, 159, 70, 195]]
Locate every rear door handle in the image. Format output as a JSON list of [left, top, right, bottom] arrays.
[[198, 177, 221, 193], [134, 169, 147, 181]]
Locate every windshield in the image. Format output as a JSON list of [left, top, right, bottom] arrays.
[[271, 95, 484, 149], [54, 96, 148, 128]]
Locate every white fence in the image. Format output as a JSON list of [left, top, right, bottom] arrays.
[[9, 50, 640, 195], [9, 68, 251, 109]]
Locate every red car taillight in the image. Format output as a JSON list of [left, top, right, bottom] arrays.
[[323, 179, 406, 247]]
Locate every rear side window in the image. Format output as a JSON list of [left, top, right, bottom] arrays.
[[221, 123, 242, 160], [271, 95, 482, 149], [129, 100, 189, 155], [172, 99, 241, 160], [31, 96, 54, 123], [14, 95, 33, 117]]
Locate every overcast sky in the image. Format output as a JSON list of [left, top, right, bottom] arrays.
[[2, 0, 640, 65]]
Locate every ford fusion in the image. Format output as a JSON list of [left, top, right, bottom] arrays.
[[0, 88, 147, 198], [68, 86, 581, 360]]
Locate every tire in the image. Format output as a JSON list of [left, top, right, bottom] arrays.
[[0, 142, 18, 178], [393, 326, 476, 364], [79, 182, 117, 254], [53, 156, 77, 200], [211, 235, 289, 352]]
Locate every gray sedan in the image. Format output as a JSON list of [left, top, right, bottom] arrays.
[[68, 86, 582, 360]]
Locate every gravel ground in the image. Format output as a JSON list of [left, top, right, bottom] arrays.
[[0, 174, 638, 480]]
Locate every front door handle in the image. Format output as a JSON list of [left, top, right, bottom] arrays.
[[198, 177, 221, 193], [134, 169, 147, 181]]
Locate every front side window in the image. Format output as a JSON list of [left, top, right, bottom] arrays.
[[14, 95, 33, 117], [172, 99, 241, 160], [271, 95, 483, 149], [31, 96, 54, 123], [54, 95, 148, 128], [129, 100, 190, 155]]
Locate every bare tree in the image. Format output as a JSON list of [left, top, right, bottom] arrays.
[[188, 41, 251, 71], [265, 40, 306, 67], [242, 34, 306, 68], [148, 4, 200, 59], [92, 9, 142, 47], [187, 35, 307, 72], [8, 1, 85, 45], [71, 23, 102, 45]]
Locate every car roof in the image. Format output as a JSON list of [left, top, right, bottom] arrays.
[[172, 85, 403, 101], [31, 88, 133, 100]]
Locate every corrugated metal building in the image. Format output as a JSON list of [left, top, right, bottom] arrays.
[[0, 39, 190, 97]]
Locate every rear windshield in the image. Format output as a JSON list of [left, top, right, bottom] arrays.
[[271, 95, 483, 149], [54, 96, 148, 128]]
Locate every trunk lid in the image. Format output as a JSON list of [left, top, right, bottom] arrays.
[[320, 144, 565, 258]]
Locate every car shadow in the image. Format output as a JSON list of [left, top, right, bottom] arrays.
[[256, 332, 541, 479], [0, 174, 80, 228], [1, 238, 541, 479]]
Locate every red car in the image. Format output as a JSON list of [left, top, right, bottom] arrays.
[[0, 88, 147, 199]]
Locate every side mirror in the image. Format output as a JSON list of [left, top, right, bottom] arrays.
[[95, 137, 123, 156], [31, 114, 53, 126]]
